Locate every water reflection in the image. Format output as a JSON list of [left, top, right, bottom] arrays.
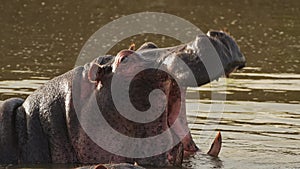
[[183, 154, 223, 169], [187, 72, 300, 104], [0, 78, 48, 100], [185, 73, 300, 168]]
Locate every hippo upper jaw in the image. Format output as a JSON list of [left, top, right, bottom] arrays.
[[171, 31, 246, 86], [135, 31, 246, 88]]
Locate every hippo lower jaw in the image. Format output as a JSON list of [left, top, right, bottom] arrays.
[[169, 88, 221, 158], [169, 87, 199, 154]]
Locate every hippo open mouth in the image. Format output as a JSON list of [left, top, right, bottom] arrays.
[[0, 31, 245, 167], [105, 30, 245, 163]]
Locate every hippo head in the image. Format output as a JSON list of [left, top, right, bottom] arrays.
[[83, 31, 245, 166]]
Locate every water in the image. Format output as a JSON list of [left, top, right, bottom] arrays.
[[185, 74, 300, 169], [0, 0, 299, 168]]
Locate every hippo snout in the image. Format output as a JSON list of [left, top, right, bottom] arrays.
[[206, 30, 246, 77]]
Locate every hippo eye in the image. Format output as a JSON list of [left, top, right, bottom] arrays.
[[120, 56, 129, 63]]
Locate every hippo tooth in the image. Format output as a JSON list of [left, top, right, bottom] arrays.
[[207, 131, 222, 157]]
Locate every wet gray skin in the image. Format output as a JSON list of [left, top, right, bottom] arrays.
[[0, 31, 245, 167]]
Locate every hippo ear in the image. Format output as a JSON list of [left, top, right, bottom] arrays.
[[128, 43, 136, 50], [88, 63, 111, 84]]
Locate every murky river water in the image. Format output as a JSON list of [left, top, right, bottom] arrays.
[[0, 0, 299, 168]]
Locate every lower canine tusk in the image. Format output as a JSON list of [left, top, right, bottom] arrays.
[[207, 131, 222, 157]]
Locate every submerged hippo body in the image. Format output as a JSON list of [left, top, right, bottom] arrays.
[[0, 31, 245, 166]]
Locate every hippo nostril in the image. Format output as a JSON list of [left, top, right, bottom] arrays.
[[207, 31, 224, 37], [208, 31, 217, 37]]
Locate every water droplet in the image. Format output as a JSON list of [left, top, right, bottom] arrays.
[[231, 20, 238, 25]]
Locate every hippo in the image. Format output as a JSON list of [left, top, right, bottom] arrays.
[[0, 31, 245, 167]]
